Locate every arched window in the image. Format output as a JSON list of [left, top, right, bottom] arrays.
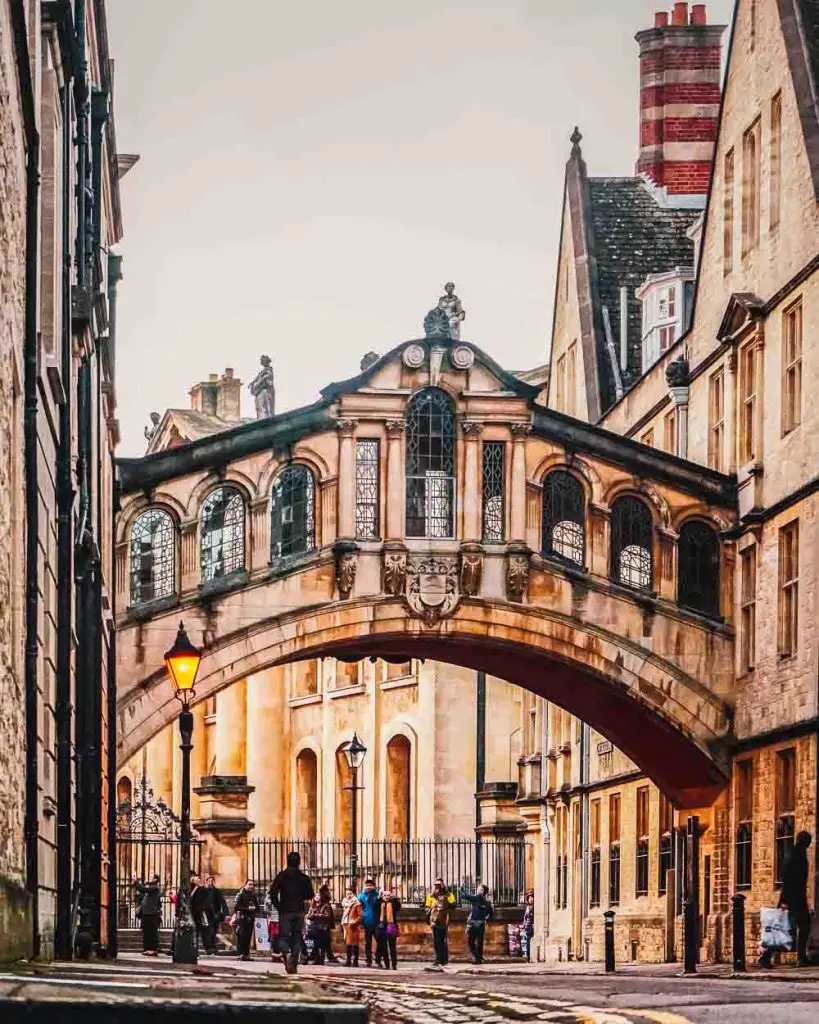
[[610, 496, 653, 590], [542, 470, 585, 565], [295, 749, 318, 841], [677, 520, 721, 618], [270, 465, 315, 562], [130, 508, 175, 605], [405, 388, 456, 538], [201, 486, 245, 583], [386, 735, 412, 841]]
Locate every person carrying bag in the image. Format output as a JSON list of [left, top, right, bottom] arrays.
[[375, 886, 401, 970]]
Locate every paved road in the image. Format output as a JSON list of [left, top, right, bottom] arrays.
[[304, 963, 819, 1024]]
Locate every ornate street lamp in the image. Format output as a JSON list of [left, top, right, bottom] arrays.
[[343, 733, 367, 889], [164, 621, 202, 965]]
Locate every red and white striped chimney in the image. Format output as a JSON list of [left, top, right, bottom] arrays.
[[635, 3, 725, 198]]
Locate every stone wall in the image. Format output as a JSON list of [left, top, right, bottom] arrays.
[[0, 0, 32, 962]]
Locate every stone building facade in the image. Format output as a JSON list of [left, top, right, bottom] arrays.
[[0, 0, 127, 960], [540, 0, 819, 964]]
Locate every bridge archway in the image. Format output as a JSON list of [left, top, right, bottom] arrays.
[[118, 598, 731, 808]]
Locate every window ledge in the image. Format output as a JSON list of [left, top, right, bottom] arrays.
[[126, 593, 179, 621], [199, 569, 249, 598], [328, 684, 366, 700], [290, 692, 323, 708], [382, 676, 417, 692], [269, 549, 319, 577]]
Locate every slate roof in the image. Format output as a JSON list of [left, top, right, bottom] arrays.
[[585, 177, 699, 413]]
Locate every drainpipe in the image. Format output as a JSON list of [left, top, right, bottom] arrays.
[[580, 722, 591, 957], [475, 671, 486, 879], [12, 0, 42, 961], [539, 702, 551, 959], [619, 287, 629, 372], [55, 73, 75, 963]]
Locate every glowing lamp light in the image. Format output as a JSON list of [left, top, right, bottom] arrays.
[[343, 732, 367, 772], [164, 621, 202, 704]]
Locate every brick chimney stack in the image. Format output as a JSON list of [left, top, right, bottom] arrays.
[[189, 368, 243, 421], [636, 3, 725, 199]]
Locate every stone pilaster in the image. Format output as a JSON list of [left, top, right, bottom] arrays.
[[249, 496, 270, 573], [385, 420, 406, 540], [179, 518, 198, 595], [461, 419, 483, 542], [509, 423, 530, 544], [336, 419, 358, 540]]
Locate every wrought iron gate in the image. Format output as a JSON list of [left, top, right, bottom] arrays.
[[116, 776, 203, 930]]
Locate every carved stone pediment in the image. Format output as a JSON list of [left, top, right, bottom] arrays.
[[406, 554, 459, 627]]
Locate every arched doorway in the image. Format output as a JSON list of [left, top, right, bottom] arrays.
[[295, 749, 318, 841], [385, 735, 412, 841]]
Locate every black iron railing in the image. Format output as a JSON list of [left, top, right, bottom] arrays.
[[116, 836, 204, 929], [248, 837, 527, 906]]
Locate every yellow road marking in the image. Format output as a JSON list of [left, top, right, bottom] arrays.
[[622, 1013, 693, 1024]]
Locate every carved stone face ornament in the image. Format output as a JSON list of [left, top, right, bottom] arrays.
[[506, 552, 530, 603]]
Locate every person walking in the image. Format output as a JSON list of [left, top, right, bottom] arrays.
[[306, 885, 335, 965], [425, 879, 455, 970], [204, 875, 228, 954], [375, 885, 401, 970], [460, 884, 494, 964], [189, 875, 210, 952], [521, 892, 535, 962], [134, 874, 162, 956], [358, 878, 382, 967], [268, 850, 315, 974], [758, 831, 813, 967], [341, 887, 363, 967], [233, 878, 260, 960]]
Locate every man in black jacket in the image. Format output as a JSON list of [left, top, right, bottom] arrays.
[[759, 831, 812, 967], [269, 851, 315, 974], [234, 879, 260, 960], [459, 884, 494, 964]]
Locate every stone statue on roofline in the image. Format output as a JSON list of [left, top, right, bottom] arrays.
[[144, 411, 160, 442], [249, 355, 276, 419], [437, 281, 466, 341]]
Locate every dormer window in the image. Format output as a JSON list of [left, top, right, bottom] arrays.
[[636, 271, 694, 374]]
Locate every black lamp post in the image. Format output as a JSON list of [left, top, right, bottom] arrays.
[[343, 732, 367, 889], [164, 621, 202, 966]]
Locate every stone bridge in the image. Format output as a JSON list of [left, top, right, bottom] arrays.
[[116, 332, 737, 807]]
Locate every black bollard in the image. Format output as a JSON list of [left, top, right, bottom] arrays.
[[604, 910, 616, 973], [683, 815, 700, 974], [732, 893, 746, 972]]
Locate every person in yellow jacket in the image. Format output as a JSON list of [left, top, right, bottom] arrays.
[[424, 878, 456, 970]]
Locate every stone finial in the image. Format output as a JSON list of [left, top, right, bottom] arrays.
[[570, 126, 583, 152], [360, 351, 379, 371], [249, 355, 276, 419], [665, 355, 690, 388], [424, 306, 451, 339]]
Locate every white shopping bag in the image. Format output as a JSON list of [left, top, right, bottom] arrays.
[[760, 907, 794, 951], [254, 916, 271, 952]]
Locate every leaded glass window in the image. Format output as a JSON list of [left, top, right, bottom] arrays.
[[355, 439, 380, 540], [270, 465, 316, 562], [677, 520, 720, 617], [201, 486, 245, 583], [610, 496, 653, 590], [130, 508, 175, 605], [542, 470, 585, 565], [405, 388, 456, 538], [482, 441, 505, 542]]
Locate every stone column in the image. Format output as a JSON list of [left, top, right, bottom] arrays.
[[194, 679, 253, 887], [246, 667, 287, 837], [145, 725, 174, 806], [461, 420, 483, 542], [179, 519, 199, 595], [509, 423, 531, 544], [336, 419, 358, 540], [385, 420, 406, 540]]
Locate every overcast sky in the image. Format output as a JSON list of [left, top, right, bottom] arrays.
[[107, 0, 735, 455]]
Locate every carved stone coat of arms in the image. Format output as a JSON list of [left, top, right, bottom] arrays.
[[405, 555, 459, 627]]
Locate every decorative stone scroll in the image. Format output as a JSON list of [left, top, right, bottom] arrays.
[[382, 548, 407, 597], [451, 344, 475, 370], [406, 554, 459, 627], [334, 541, 359, 600], [402, 344, 426, 369], [459, 544, 483, 597], [506, 546, 531, 603]]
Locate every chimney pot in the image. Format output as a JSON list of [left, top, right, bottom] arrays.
[[655, 12, 669, 27], [223, 367, 234, 379], [672, 2, 688, 26], [208, 373, 218, 382], [690, 3, 706, 24]]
